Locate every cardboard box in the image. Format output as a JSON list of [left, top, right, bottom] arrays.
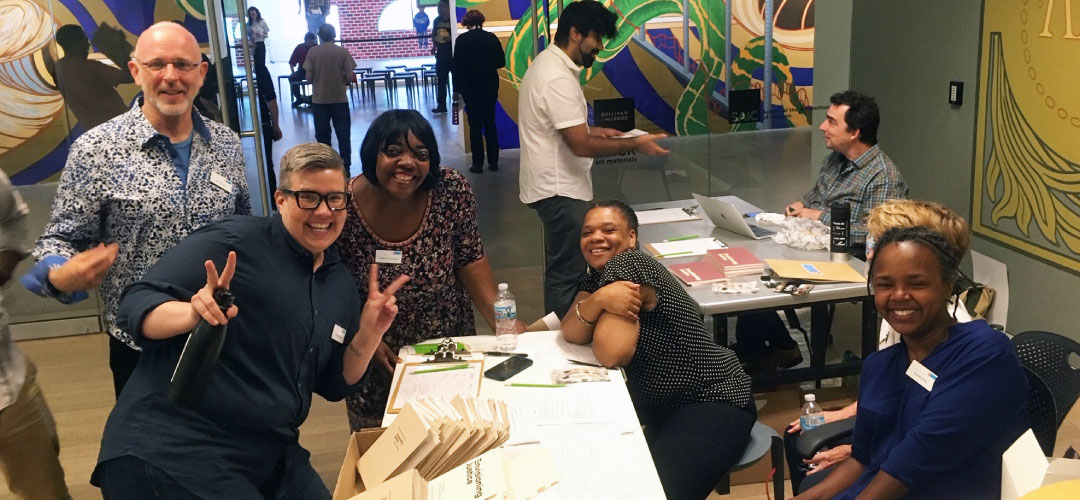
[[1001, 429, 1080, 500], [332, 428, 386, 500]]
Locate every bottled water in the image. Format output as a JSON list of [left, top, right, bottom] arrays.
[[800, 393, 825, 431], [494, 283, 517, 351]]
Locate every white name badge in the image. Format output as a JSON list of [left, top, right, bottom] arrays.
[[331, 324, 346, 344], [375, 249, 403, 265], [906, 359, 938, 392], [209, 172, 233, 193]]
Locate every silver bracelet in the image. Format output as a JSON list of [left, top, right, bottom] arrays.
[[575, 301, 596, 327]]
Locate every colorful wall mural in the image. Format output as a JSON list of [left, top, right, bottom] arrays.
[[460, 0, 815, 150], [0, 0, 207, 185], [972, 0, 1080, 274], [0, 0, 816, 183]]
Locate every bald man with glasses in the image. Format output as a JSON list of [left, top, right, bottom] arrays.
[[23, 22, 251, 397]]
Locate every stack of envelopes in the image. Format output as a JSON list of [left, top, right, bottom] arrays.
[[358, 396, 511, 487]]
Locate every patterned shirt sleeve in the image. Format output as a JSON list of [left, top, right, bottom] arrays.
[[595, 251, 666, 290], [448, 170, 485, 270], [849, 171, 900, 245], [33, 138, 102, 261], [800, 153, 833, 208], [229, 139, 253, 216]]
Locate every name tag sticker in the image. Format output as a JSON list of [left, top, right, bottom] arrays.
[[209, 172, 233, 193], [906, 360, 938, 391], [331, 324, 346, 344], [375, 249, 403, 265], [801, 263, 821, 274]]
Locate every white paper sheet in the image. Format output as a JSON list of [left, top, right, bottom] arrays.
[[646, 237, 726, 258], [635, 207, 701, 225], [971, 250, 1009, 329]]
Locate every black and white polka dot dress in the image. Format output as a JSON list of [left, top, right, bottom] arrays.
[[578, 250, 754, 425]]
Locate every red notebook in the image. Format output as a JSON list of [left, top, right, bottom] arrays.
[[703, 247, 764, 277], [667, 260, 728, 286]]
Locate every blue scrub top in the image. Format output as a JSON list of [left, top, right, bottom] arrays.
[[838, 320, 1029, 500]]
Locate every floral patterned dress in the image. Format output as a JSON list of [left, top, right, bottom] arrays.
[[337, 168, 485, 429]]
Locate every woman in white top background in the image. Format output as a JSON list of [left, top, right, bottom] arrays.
[[246, 7, 270, 73]]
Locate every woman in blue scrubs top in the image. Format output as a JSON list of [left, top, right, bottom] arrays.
[[794, 227, 1029, 500]]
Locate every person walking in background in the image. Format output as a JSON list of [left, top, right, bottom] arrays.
[[452, 10, 505, 173], [288, 32, 317, 107], [413, 5, 430, 48], [304, 23, 357, 174], [246, 7, 270, 72], [0, 170, 72, 500], [430, 0, 452, 113]]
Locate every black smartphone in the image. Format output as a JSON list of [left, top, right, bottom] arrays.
[[483, 355, 533, 381]]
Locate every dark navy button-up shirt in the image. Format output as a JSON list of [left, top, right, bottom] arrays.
[[93, 215, 364, 498]]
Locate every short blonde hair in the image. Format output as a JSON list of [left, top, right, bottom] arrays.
[[278, 143, 345, 190], [867, 199, 970, 256]]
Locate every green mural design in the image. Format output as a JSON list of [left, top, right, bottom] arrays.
[[503, 0, 727, 136], [730, 36, 809, 132]]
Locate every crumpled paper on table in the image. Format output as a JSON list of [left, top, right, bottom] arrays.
[[756, 213, 830, 250]]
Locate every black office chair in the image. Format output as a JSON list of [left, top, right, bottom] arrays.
[[1012, 330, 1080, 456], [793, 330, 1080, 471]]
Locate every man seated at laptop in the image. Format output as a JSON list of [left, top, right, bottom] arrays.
[[785, 90, 908, 252], [737, 90, 908, 374]]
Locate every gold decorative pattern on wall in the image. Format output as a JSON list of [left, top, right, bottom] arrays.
[[973, 0, 1080, 273]]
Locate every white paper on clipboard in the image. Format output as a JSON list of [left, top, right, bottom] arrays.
[[386, 359, 485, 413]]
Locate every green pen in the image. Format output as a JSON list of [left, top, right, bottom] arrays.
[[664, 234, 700, 242], [656, 250, 693, 258], [508, 383, 566, 388], [412, 364, 469, 374]]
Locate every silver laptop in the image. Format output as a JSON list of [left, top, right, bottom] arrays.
[[691, 193, 775, 240]]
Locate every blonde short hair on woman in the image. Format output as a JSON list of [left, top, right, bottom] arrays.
[[278, 143, 346, 190], [867, 199, 970, 256]]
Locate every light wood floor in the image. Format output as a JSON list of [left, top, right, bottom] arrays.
[[6, 332, 1080, 500]]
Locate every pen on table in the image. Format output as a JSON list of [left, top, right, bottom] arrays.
[[507, 383, 566, 388], [664, 234, 699, 242], [656, 250, 693, 258], [568, 359, 605, 368], [412, 364, 469, 374], [482, 351, 528, 357]]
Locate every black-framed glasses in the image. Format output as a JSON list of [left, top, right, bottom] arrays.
[[132, 58, 202, 73], [280, 189, 350, 210]]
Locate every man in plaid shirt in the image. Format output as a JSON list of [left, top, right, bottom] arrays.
[[786, 90, 908, 248]]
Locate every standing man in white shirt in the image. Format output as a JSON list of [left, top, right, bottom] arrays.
[[518, 0, 668, 318]]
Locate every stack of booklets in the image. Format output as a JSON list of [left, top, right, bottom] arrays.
[[358, 396, 511, 487], [703, 247, 764, 277], [666, 247, 764, 287], [667, 260, 728, 287], [348, 447, 560, 500]]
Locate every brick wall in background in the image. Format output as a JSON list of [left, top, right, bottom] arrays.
[[334, 0, 433, 60]]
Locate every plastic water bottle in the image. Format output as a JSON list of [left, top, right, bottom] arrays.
[[494, 283, 517, 351], [800, 393, 825, 431], [169, 289, 234, 409]]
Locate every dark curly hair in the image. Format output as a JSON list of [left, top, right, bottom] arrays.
[[868, 226, 962, 299]]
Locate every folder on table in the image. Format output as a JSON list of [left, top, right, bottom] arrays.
[[765, 259, 866, 283]]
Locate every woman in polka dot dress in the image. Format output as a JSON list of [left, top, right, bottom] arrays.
[[562, 199, 755, 500]]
